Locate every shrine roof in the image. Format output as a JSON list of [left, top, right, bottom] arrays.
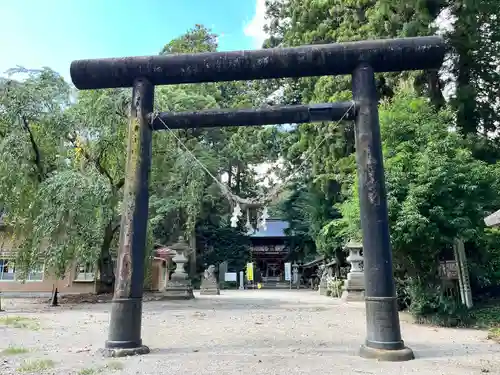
[[247, 220, 289, 238]]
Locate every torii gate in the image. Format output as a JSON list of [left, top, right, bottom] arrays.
[[70, 36, 445, 361]]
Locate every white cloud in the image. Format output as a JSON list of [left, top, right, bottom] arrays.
[[244, 0, 269, 49]]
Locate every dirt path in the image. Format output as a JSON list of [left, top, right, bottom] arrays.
[[1, 290, 499, 375]]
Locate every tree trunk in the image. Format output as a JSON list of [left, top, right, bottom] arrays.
[[235, 163, 241, 194], [227, 162, 233, 188], [189, 229, 197, 277], [455, 54, 477, 134], [427, 70, 445, 110], [98, 222, 116, 293]]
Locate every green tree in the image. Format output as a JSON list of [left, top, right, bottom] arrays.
[[327, 86, 500, 288], [277, 181, 338, 261], [447, 0, 500, 136], [161, 24, 218, 54], [150, 25, 284, 276], [265, 0, 500, 137], [262, 1, 500, 305], [0, 69, 128, 285]]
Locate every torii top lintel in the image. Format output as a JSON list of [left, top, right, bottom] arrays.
[[70, 36, 445, 90]]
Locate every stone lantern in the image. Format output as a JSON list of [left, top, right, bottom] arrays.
[[163, 236, 194, 300], [341, 239, 365, 302], [156, 247, 176, 291]]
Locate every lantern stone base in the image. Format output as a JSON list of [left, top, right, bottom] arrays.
[[341, 272, 365, 302], [162, 281, 194, 300], [200, 280, 220, 295], [200, 265, 220, 295], [200, 286, 220, 295]]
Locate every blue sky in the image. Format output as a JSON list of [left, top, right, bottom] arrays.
[[0, 0, 267, 83]]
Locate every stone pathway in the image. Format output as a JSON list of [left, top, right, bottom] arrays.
[[1, 290, 499, 374]]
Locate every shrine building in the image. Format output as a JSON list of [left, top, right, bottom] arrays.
[[247, 219, 290, 287]]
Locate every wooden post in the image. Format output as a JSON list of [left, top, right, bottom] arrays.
[[353, 65, 414, 361], [103, 78, 154, 357], [454, 238, 473, 308]]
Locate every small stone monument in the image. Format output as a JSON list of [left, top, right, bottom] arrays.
[[319, 263, 335, 296], [200, 265, 220, 295], [341, 240, 365, 302], [218, 261, 228, 286], [163, 236, 194, 300], [239, 270, 244, 290], [318, 264, 328, 296]]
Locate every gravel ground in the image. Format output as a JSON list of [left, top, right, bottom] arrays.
[[1, 290, 499, 375]]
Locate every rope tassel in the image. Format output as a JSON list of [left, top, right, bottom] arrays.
[[230, 203, 242, 228]]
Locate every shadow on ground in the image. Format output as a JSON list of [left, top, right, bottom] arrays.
[[141, 337, 496, 361]]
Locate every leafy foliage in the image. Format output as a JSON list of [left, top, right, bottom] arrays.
[[324, 87, 500, 279], [0, 69, 127, 282], [150, 25, 283, 275], [0, 25, 284, 282], [196, 221, 251, 272], [263, 0, 500, 324], [25, 170, 113, 277]]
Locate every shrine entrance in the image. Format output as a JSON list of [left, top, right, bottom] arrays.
[[70, 35, 445, 362], [248, 219, 289, 285], [263, 263, 281, 282]]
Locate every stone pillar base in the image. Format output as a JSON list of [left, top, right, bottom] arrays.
[[341, 289, 365, 302], [359, 345, 414, 362], [341, 271, 365, 302], [200, 288, 220, 295], [162, 281, 194, 300], [318, 281, 329, 296], [200, 278, 220, 295], [99, 345, 150, 358]]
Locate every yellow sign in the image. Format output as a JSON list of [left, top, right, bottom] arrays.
[[246, 262, 254, 281]]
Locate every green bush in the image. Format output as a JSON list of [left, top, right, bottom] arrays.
[[326, 279, 344, 298], [407, 280, 472, 327], [395, 277, 411, 311], [469, 300, 500, 329], [191, 274, 202, 289]]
